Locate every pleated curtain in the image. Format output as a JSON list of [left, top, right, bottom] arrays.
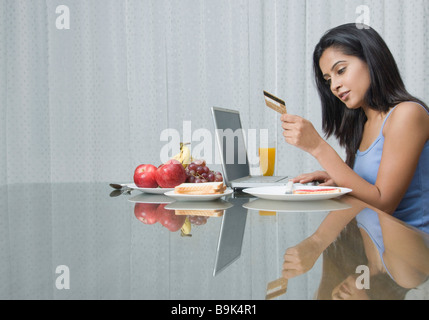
[[1, 0, 428, 184]]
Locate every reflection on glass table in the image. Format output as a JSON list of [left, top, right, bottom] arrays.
[[131, 193, 248, 277], [1, 183, 428, 300], [243, 198, 351, 213], [212, 198, 248, 277], [276, 199, 429, 300]]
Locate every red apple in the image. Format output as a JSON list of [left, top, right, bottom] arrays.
[[134, 203, 159, 225], [164, 159, 181, 165], [156, 204, 186, 232], [155, 161, 187, 188], [134, 164, 158, 188]]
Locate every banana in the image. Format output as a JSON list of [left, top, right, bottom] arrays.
[[181, 143, 191, 167], [180, 216, 192, 237], [172, 153, 182, 163], [171, 142, 192, 168]]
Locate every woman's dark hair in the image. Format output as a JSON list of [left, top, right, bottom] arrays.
[[313, 23, 428, 167]]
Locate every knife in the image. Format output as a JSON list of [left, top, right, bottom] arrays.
[[285, 180, 294, 194]]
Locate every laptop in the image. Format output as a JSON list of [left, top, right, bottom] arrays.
[[211, 106, 290, 189], [213, 197, 248, 276]]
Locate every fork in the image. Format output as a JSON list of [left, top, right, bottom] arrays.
[[109, 183, 128, 190]]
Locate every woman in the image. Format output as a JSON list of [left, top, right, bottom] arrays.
[[281, 23, 429, 225]]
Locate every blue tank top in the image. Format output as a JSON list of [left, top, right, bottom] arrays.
[[356, 208, 395, 281], [353, 103, 429, 233]]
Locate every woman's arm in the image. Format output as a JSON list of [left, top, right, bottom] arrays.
[[378, 213, 429, 288], [281, 102, 429, 214], [283, 203, 364, 279], [371, 102, 428, 213]]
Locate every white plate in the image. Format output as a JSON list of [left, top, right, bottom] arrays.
[[164, 189, 234, 201], [242, 186, 352, 201], [243, 198, 351, 212], [128, 194, 174, 204], [125, 183, 174, 194], [164, 199, 233, 211]]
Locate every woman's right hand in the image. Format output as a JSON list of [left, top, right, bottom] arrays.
[[291, 170, 336, 186]]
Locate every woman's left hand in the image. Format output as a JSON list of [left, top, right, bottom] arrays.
[[280, 114, 323, 155], [282, 236, 323, 279]]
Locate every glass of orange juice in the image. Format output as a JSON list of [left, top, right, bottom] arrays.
[[259, 140, 276, 176], [259, 210, 276, 216]]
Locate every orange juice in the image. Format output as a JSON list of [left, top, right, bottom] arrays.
[[259, 147, 276, 176], [259, 210, 276, 216]]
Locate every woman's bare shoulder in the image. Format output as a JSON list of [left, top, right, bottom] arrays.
[[386, 102, 429, 134], [392, 101, 429, 120]]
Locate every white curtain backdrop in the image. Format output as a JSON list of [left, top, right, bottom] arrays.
[[1, 0, 428, 184]]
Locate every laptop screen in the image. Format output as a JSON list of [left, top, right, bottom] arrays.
[[211, 107, 250, 184]]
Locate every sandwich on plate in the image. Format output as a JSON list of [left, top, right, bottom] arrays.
[[174, 182, 227, 195], [293, 188, 341, 195], [174, 209, 224, 217]]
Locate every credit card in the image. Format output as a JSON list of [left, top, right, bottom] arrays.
[[263, 90, 287, 114]]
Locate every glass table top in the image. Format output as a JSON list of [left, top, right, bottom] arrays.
[[1, 182, 428, 300]]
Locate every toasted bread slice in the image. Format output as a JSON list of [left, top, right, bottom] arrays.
[[293, 188, 341, 195], [174, 182, 226, 195], [175, 209, 224, 217]]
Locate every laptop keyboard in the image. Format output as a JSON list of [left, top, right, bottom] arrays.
[[241, 176, 288, 183]]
